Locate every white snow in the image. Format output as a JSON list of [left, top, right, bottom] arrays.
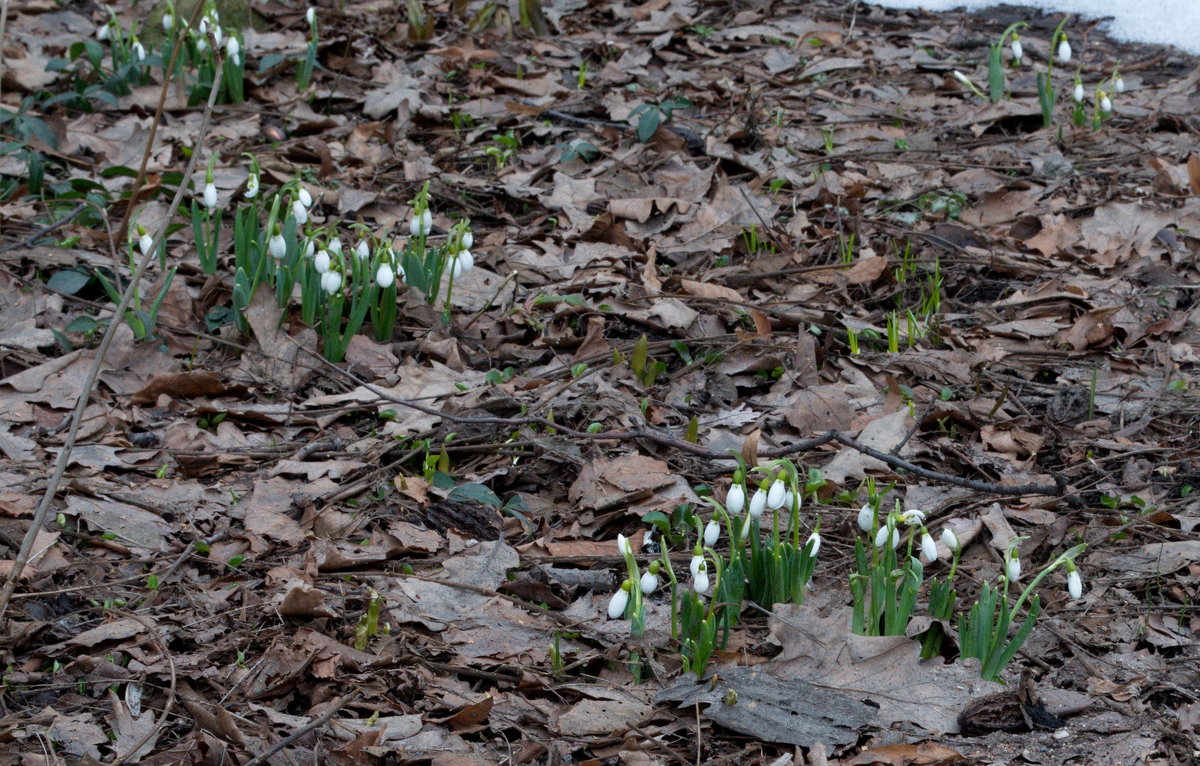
[[873, 0, 1200, 54]]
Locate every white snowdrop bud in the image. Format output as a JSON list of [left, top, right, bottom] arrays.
[[900, 509, 926, 526], [461, 230, 473, 249], [97, 22, 110, 41], [306, 6, 317, 28], [198, 18, 208, 36], [1114, 75, 1125, 93], [1010, 37, 1023, 64], [304, 239, 315, 258], [314, 249, 331, 274], [269, 232, 286, 260], [356, 240, 370, 260], [748, 488, 766, 518], [244, 172, 258, 199], [952, 70, 971, 85], [1067, 565, 1083, 600], [940, 527, 960, 554], [292, 199, 307, 225], [321, 270, 342, 294], [616, 533, 632, 557], [1006, 551, 1022, 583], [689, 552, 703, 578], [162, 13, 173, 32], [806, 531, 821, 557], [875, 524, 899, 549], [226, 36, 239, 66], [213, 25, 223, 48], [1073, 82, 1084, 102], [327, 237, 342, 256], [766, 479, 786, 510], [1057, 39, 1071, 63], [375, 263, 394, 289], [704, 518, 720, 546], [607, 581, 631, 619], [693, 562, 710, 594], [203, 182, 218, 211], [133, 41, 146, 61], [921, 531, 938, 563], [640, 569, 659, 596], [138, 231, 154, 256], [457, 249, 474, 272], [196, 37, 208, 53], [857, 504, 874, 533], [451, 257, 465, 279], [298, 187, 313, 207], [1099, 93, 1112, 113], [726, 483, 745, 515]]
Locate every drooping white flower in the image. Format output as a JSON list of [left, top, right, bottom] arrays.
[[1099, 93, 1112, 113], [607, 581, 631, 619], [376, 263, 395, 289], [875, 524, 899, 549], [457, 249, 474, 272], [857, 504, 874, 533], [940, 527, 961, 554], [212, 25, 224, 48], [899, 509, 926, 526], [693, 561, 710, 594], [198, 18, 208, 36], [97, 22, 110, 41], [269, 231, 286, 260], [133, 41, 146, 61], [196, 37, 208, 53], [921, 531, 938, 562], [1056, 38, 1072, 63], [203, 181, 218, 211], [461, 230, 473, 249], [356, 240, 370, 260], [1067, 565, 1083, 600], [226, 36, 240, 66], [1005, 550, 1022, 582], [748, 488, 767, 518], [409, 209, 433, 236], [138, 230, 154, 256], [162, 13, 173, 32], [320, 270, 342, 294], [327, 237, 342, 256], [1114, 75, 1125, 93], [806, 531, 821, 557], [244, 171, 259, 199], [450, 257, 465, 279], [616, 533, 632, 557], [640, 568, 659, 596], [304, 238, 315, 258], [704, 518, 720, 546], [298, 187, 313, 208], [1073, 82, 1084, 102], [952, 70, 971, 86], [306, 6, 317, 28], [726, 483, 745, 515], [292, 199, 307, 225], [766, 479, 786, 510], [689, 552, 703, 578], [1010, 36, 1023, 65], [314, 249, 331, 274]]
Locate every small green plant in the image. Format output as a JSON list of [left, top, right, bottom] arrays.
[[94, 226, 175, 343], [484, 130, 519, 170], [354, 587, 382, 650], [629, 96, 691, 142], [985, 22, 1027, 102], [1036, 16, 1073, 127]]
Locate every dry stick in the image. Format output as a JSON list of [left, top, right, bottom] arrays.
[[239, 692, 358, 766], [0, 202, 89, 254], [112, 610, 178, 766], [323, 358, 1065, 498], [0, 36, 223, 624]]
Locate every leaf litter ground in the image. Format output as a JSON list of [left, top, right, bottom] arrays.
[[0, 0, 1198, 764]]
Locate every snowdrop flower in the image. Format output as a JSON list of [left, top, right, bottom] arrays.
[[952, 70, 971, 86], [806, 531, 821, 557], [457, 249, 474, 272], [726, 482, 745, 515], [748, 488, 767, 518], [298, 187, 313, 208], [1010, 34, 1022, 65], [196, 37, 208, 53], [198, 18, 208, 36], [693, 561, 710, 594], [1056, 38, 1071, 63], [292, 199, 307, 225], [1005, 548, 1022, 582], [409, 209, 432, 236], [355, 240, 370, 260], [320, 269, 342, 294], [162, 13, 173, 32], [450, 257, 465, 279], [244, 171, 259, 199], [314, 249, 331, 274], [203, 181, 218, 211], [306, 6, 317, 28], [327, 237, 343, 256], [940, 527, 960, 555], [640, 562, 660, 595], [1066, 562, 1083, 600], [899, 509, 926, 526], [703, 518, 720, 546], [875, 523, 899, 549], [137, 228, 154, 256], [460, 230, 473, 249], [303, 238, 315, 258], [1073, 81, 1084, 102], [97, 22, 111, 41], [213, 25, 224, 48], [766, 479, 786, 510], [607, 580, 631, 619], [920, 530, 938, 562], [376, 263, 394, 289], [133, 41, 146, 61], [226, 37, 240, 66], [268, 230, 286, 260], [689, 550, 704, 578], [857, 504, 875, 533], [1114, 75, 1125, 93], [1099, 91, 1112, 113], [616, 533, 632, 557]]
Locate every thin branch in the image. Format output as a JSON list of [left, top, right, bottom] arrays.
[[0, 202, 88, 254], [240, 692, 358, 766]]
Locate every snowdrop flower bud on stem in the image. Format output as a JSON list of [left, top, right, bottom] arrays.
[[376, 263, 394, 289], [133, 41, 146, 61], [726, 482, 745, 515], [269, 230, 286, 260], [806, 531, 821, 557], [244, 172, 258, 199], [1057, 38, 1071, 63], [704, 518, 720, 547], [457, 249, 474, 272], [1099, 92, 1112, 113], [409, 209, 432, 236], [298, 187, 313, 208], [766, 479, 786, 510], [203, 182, 218, 211], [1066, 562, 1083, 600], [875, 523, 899, 549], [138, 228, 154, 257], [97, 22, 110, 41], [320, 270, 342, 294], [900, 509, 926, 526], [748, 488, 766, 518], [1010, 35, 1022, 64], [227, 37, 240, 66], [292, 199, 307, 225], [693, 561, 710, 594], [921, 530, 938, 562], [1073, 81, 1084, 102], [616, 534, 633, 557], [163, 13, 173, 32], [940, 527, 960, 555], [306, 6, 317, 28], [314, 249, 331, 274], [356, 240, 370, 260], [1114, 75, 1125, 93], [461, 231, 473, 249], [327, 237, 342, 256], [857, 504, 874, 533], [689, 547, 703, 578], [1005, 548, 1022, 582], [640, 561, 660, 595], [607, 580, 631, 619]]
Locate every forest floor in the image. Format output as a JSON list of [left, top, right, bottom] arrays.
[[0, 0, 1198, 764]]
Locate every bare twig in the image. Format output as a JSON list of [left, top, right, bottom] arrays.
[[0, 202, 89, 254], [240, 692, 358, 766], [0, 26, 223, 624], [112, 610, 178, 765]]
